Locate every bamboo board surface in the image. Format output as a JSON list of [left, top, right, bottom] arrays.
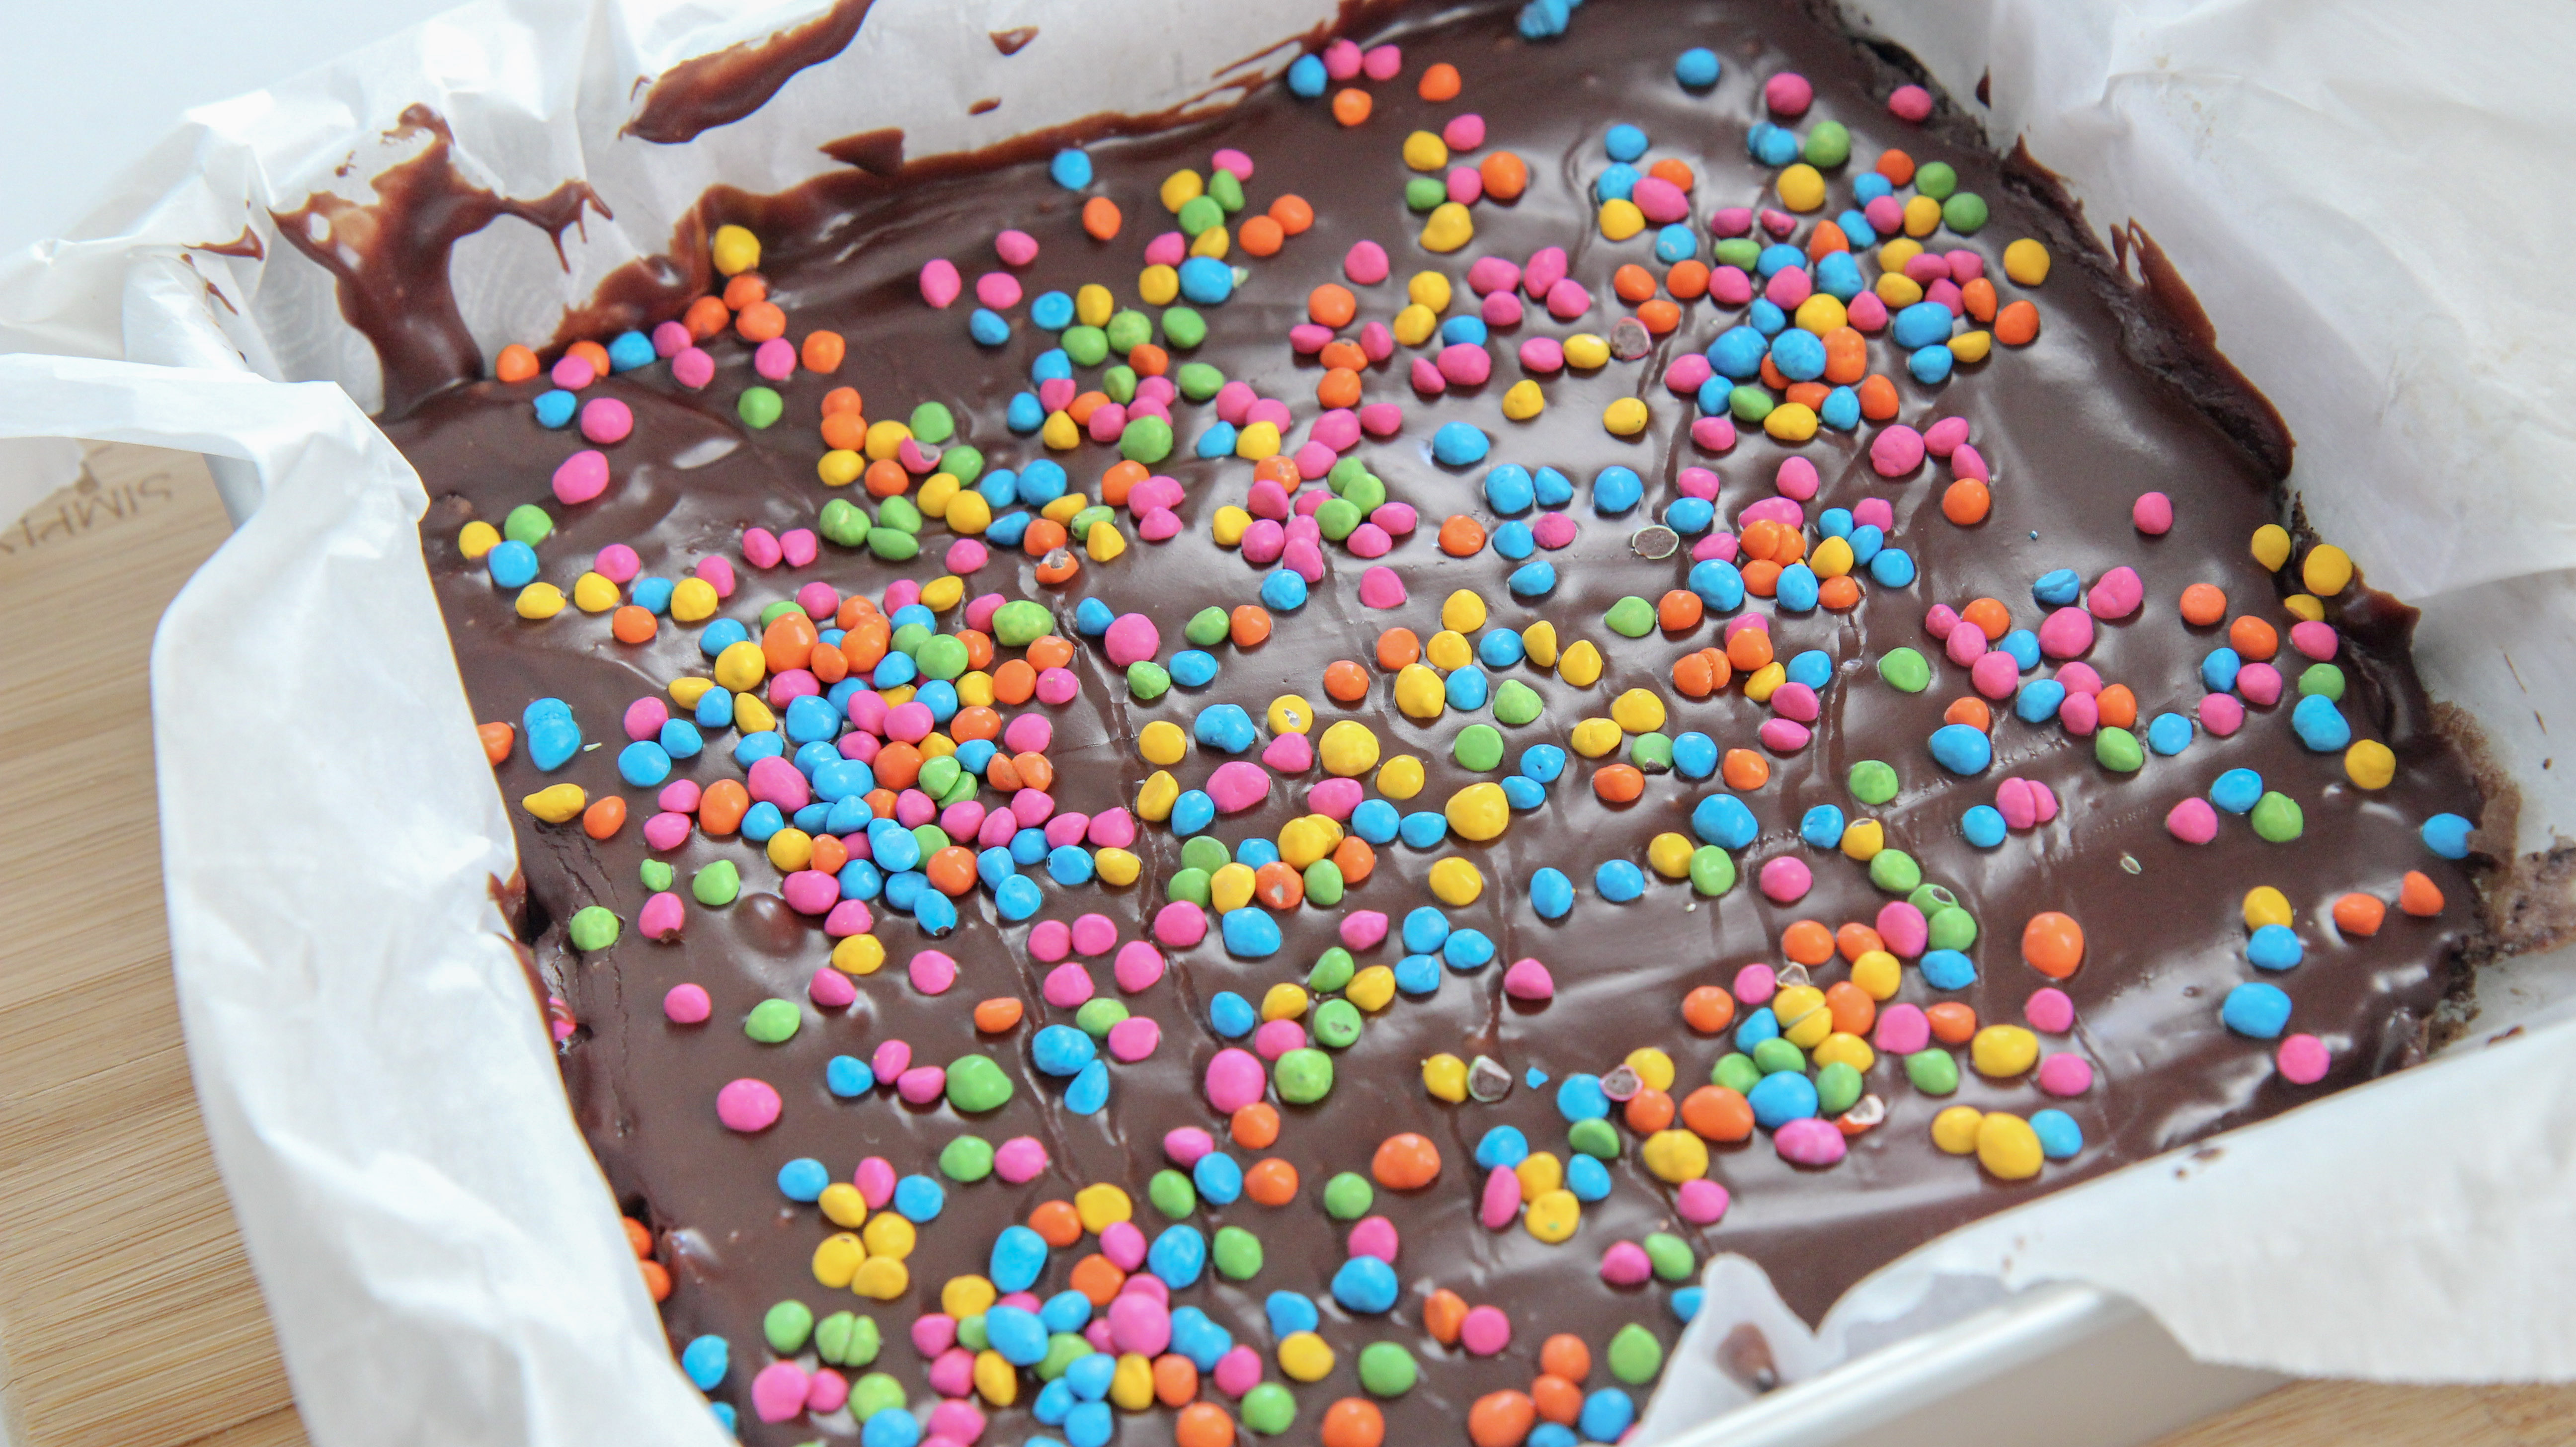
[[0, 442, 2563, 1447]]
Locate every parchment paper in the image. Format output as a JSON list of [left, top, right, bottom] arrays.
[[0, 1, 2570, 1444]]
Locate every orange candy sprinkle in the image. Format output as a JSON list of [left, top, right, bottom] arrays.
[[1665, 260, 1711, 299], [2022, 911, 2086, 978], [1231, 1102, 1282, 1149], [1680, 1085, 1754, 1141], [682, 295, 730, 339], [1423, 1288, 1469, 1345], [1781, 920, 1835, 965], [1657, 589, 1703, 633], [2178, 582, 2229, 627], [1239, 214, 1286, 256], [581, 796, 626, 840], [2095, 683, 2138, 730], [735, 300, 787, 343], [1722, 748, 1772, 791], [1943, 478, 1991, 525], [1229, 605, 1273, 647], [477, 721, 515, 765], [1995, 299, 2041, 346], [1027, 1199, 1083, 1247], [1269, 194, 1315, 235], [1943, 697, 1993, 732], [1081, 196, 1123, 241], [1531, 1374, 1584, 1426], [1672, 647, 1730, 698], [2398, 870, 2445, 917], [611, 605, 658, 643], [1539, 1333, 1592, 1382], [1593, 764, 1644, 804], [1323, 659, 1371, 703], [1244, 1157, 1300, 1206], [972, 997, 1025, 1033], [1309, 283, 1359, 327], [1331, 87, 1373, 126], [1321, 1398, 1386, 1447], [1468, 1390, 1537, 1447], [494, 344, 539, 383], [800, 330, 845, 373], [1438, 514, 1488, 555], [1681, 984, 1736, 1035], [1370, 1132, 1442, 1190], [1479, 152, 1529, 202], [1154, 1356, 1200, 1408], [1375, 628, 1422, 670], [1069, 1253, 1126, 1305], [2229, 615, 2279, 660], [1174, 1400, 1233, 1447], [1926, 1000, 1980, 1045], [2332, 892, 2387, 938], [1622, 1086, 1675, 1133], [1417, 62, 1462, 101]]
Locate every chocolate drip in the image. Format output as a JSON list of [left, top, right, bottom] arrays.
[[186, 225, 266, 259], [624, 0, 878, 146], [272, 105, 604, 419], [989, 26, 1039, 57]]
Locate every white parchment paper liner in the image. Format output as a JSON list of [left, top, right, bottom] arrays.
[[0, 1, 2571, 1444]]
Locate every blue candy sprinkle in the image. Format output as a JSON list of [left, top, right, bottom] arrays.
[[1033, 1025, 1097, 1077], [1909, 342, 1956, 384], [1066, 1058, 1111, 1114], [2030, 1109, 2085, 1160], [1286, 54, 1327, 98], [969, 308, 1010, 345], [990, 1224, 1049, 1292], [1521, 746, 1568, 782], [1962, 805, 2008, 848], [1593, 465, 1643, 514], [1177, 255, 1234, 305], [1260, 569, 1307, 611], [2033, 567, 2082, 607], [1395, 954, 1442, 994], [1747, 1070, 1819, 1127], [2248, 924, 2305, 971], [1031, 291, 1074, 329], [1475, 1125, 1531, 1169], [1510, 561, 1558, 598], [1444, 929, 1496, 971], [532, 389, 576, 428], [2291, 693, 2352, 751], [486, 539, 539, 588], [1267, 1290, 1322, 1337], [1192, 1152, 1244, 1205], [1330, 1255, 1399, 1313], [1556, 1074, 1611, 1121], [2222, 981, 2293, 1038], [987, 1304, 1048, 1365], [1483, 463, 1535, 513], [1801, 804, 1847, 847], [1534, 466, 1575, 506], [1221, 908, 1283, 958], [2422, 812, 2474, 859], [1595, 859, 1646, 902], [777, 1157, 829, 1202], [680, 1334, 728, 1389], [2210, 768, 2264, 814], [1566, 1152, 1611, 1201], [1693, 792, 1759, 849], [1149, 1224, 1208, 1288], [1605, 123, 1648, 161], [1673, 731, 1719, 779], [1929, 723, 1993, 774], [1530, 867, 1575, 919], [1432, 421, 1491, 466], [1920, 949, 1977, 990], [2146, 711, 2195, 755], [1049, 149, 1093, 189], [1209, 991, 1256, 1038], [1675, 47, 1721, 88], [893, 1174, 945, 1222], [826, 1055, 874, 1097]]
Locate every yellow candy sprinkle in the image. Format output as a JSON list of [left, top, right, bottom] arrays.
[[1138, 264, 1180, 306], [1765, 402, 1819, 442], [735, 693, 777, 734], [1641, 1129, 1710, 1184], [1515, 1151, 1565, 1201], [861, 1212, 916, 1260], [2003, 238, 2052, 286], [1318, 721, 1381, 777], [1568, 718, 1623, 758], [715, 640, 768, 691], [1279, 1332, 1336, 1382], [973, 1349, 1018, 1407], [1813, 1032, 1875, 1073], [1609, 688, 1667, 733], [1794, 293, 1848, 335], [1879, 238, 1924, 272], [1646, 832, 1694, 879], [1261, 982, 1310, 1022], [817, 448, 863, 487], [2301, 544, 2354, 595], [1776, 162, 1827, 211], [1773, 985, 1830, 1048], [1408, 271, 1452, 312], [1810, 536, 1855, 578], [1970, 1024, 2040, 1078], [1563, 333, 1611, 369], [832, 933, 886, 976], [1376, 755, 1426, 800], [570, 572, 620, 614], [522, 783, 586, 823], [917, 474, 961, 520], [1522, 621, 1559, 668], [1394, 663, 1448, 721], [920, 733, 955, 760], [1074, 1183, 1133, 1233], [1110, 1354, 1155, 1410], [947, 492, 994, 534], [1421, 202, 1474, 253], [1210, 862, 1257, 913], [1949, 330, 1993, 364], [458, 520, 500, 559], [711, 224, 761, 276], [767, 828, 814, 872], [2251, 523, 2293, 571], [1348, 965, 1396, 1012], [514, 582, 566, 620], [1598, 198, 1646, 241], [1189, 226, 1230, 260], [1626, 1047, 1676, 1092], [1045, 497, 1091, 531], [1931, 1106, 1985, 1155], [1502, 379, 1546, 420], [1559, 639, 1604, 687], [1425, 629, 1473, 671], [811, 1233, 865, 1287], [1441, 588, 1489, 634], [942, 1274, 997, 1318], [2345, 739, 2396, 791], [864, 419, 913, 460], [1875, 272, 1925, 308], [1075, 285, 1114, 327], [1159, 170, 1205, 212], [819, 1182, 869, 1228], [1085, 520, 1126, 561], [1211, 505, 1251, 547], [1422, 1052, 1469, 1102], [1742, 661, 1786, 703], [1975, 1113, 2044, 1181], [1135, 770, 1179, 821], [957, 671, 995, 707], [1278, 816, 1336, 868], [2242, 885, 2293, 930], [1902, 194, 1942, 237], [2283, 593, 2325, 622], [1042, 410, 1081, 450], [1603, 397, 1651, 436], [1236, 420, 1282, 460], [1095, 848, 1141, 887], [1852, 950, 1901, 1000], [1444, 782, 1511, 842], [1392, 304, 1439, 347], [1427, 856, 1485, 905], [1840, 818, 1885, 860], [920, 574, 965, 612], [852, 1255, 909, 1300], [1402, 131, 1450, 171], [1524, 1188, 1581, 1243]]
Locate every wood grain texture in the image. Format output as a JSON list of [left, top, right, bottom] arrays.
[[0, 442, 2564, 1447]]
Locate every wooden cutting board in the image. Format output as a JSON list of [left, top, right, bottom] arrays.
[[0, 442, 2561, 1447]]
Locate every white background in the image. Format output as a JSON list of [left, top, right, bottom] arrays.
[[0, 0, 456, 255]]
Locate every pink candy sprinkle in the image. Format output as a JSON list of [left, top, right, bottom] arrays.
[[1344, 240, 1390, 285], [1600, 1240, 1653, 1286], [671, 345, 714, 389], [1877, 901, 1930, 957], [715, 1078, 782, 1132], [1502, 958, 1555, 1001], [995, 229, 1039, 266], [1071, 913, 1119, 956], [919, 258, 962, 308], [552, 449, 610, 505], [1758, 856, 1813, 903], [1774, 1117, 1846, 1165], [1204, 1048, 1265, 1112], [1210, 148, 1254, 180], [2132, 490, 2174, 534], [1480, 1166, 1522, 1229], [2035, 1053, 2094, 1097], [1444, 113, 1486, 151], [578, 397, 632, 445], [1889, 84, 1933, 122], [640, 892, 685, 941], [2198, 692, 2247, 736], [753, 336, 797, 381], [663, 982, 710, 1024], [550, 353, 595, 390], [1873, 1003, 1931, 1055], [751, 1362, 810, 1423], [2166, 797, 2220, 844], [1347, 1215, 1399, 1261], [1764, 72, 1814, 116], [2086, 566, 2144, 620], [809, 967, 857, 1009], [1362, 43, 1401, 80], [1340, 911, 1389, 951], [1676, 1178, 1730, 1225], [975, 271, 1023, 310], [910, 950, 959, 995], [1115, 941, 1167, 992], [2276, 1034, 2331, 1084], [1459, 1305, 1512, 1356], [2024, 987, 2076, 1034]]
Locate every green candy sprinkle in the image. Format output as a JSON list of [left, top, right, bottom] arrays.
[[819, 497, 870, 547], [876, 496, 923, 535], [814, 1311, 881, 1368], [1877, 646, 1932, 693], [1107, 308, 1156, 351], [1713, 238, 1761, 270], [1568, 1118, 1620, 1159], [1127, 661, 1172, 701], [2095, 726, 2145, 773], [1303, 860, 1346, 906], [1751, 1038, 1806, 1075], [1340, 472, 1387, 512], [567, 905, 619, 952], [1608, 1324, 1665, 1385], [1074, 999, 1129, 1038], [1404, 176, 1448, 211], [758, 600, 804, 627], [941, 445, 985, 485], [1689, 845, 1737, 896], [956, 1314, 988, 1351], [1643, 1233, 1696, 1283], [2298, 664, 2346, 701], [1275, 1047, 1335, 1103], [991, 600, 1055, 646], [1182, 836, 1231, 873], [1061, 325, 1109, 367], [1184, 606, 1231, 646], [1307, 947, 1356, 995], [1605, 596, 1657, 638], [1730, 385, 1776, 423], [640, 859, 673, 891], [1312, 998, 1364, 1048], [2252, 791, 2305, 842], [692, 859, 740, 906], [1494, 679, 1544, 726], [915, 635, 969, 681], [1907, 1048, 1961, 1095], [1909, 883, 1960, 913], [1037, 1333, 1092, 1380], [1067, 504, 1114, 537], [918, 755, 963, 798], [1868, 848, 1923, 893], [1629, 732, 1674, 772], [745, 998, 800, 1044], [865, 526, 919, 561], [907, 402, 955, 443], [1454, 724, 1506, 771], [1801, 120, 1852, 168], [1712, 1053, 1762, 1093], [849, 1372, 905, 1420], [1926, 905, 1979, 951], [1166, 868, 1213, 907], [943, 1055, 1014, 1113], [1914, 161, 1959, 200], [764, 1299, 814, 1355], [501, 503, 554, 545], [939, 1135, 995, 1182], [1160, 307, 1208, 350], [1175, 361, 1225, 400], [737, 386, 783, 429], [1816, 1061, 1863, 1116], [1942, 192, 1989, 234], [1323, 1171, 1374, 1220], [1358, 1342, 1419, 1396], [1149, 1168, 1198, 1218], [1208, 169, 1246, 213], [891, 622, 933, 656], [1212, 1225, 1265, 1280], [1242, 1382, 1297, 1435], [1315, 498, 1363, 541], [1849, 760, 1900, 804]]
